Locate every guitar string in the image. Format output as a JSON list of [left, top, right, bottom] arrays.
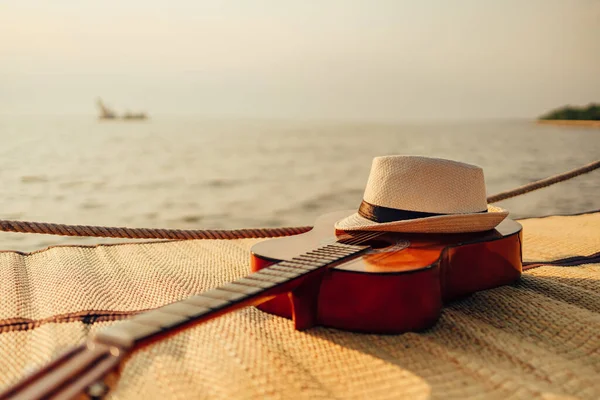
[[340, 231, 410, 265], [337, 234, 381, 249], [339, 231, 385, 246], [332, 231, 402, 267], [331, 232, 389, 265]]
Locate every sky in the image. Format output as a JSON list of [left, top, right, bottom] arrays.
[[1, 0, 599, 120]]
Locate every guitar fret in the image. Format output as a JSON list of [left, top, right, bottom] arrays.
[[309, 247, 342, 255], [184, 295, 229, 309], [159, 303, 211, 318], [288, 259, 322, 267], [269, 265, 310, 275], [132, 310, 185, 329], [305, 250, 336, 256], [202, 288, 247, 302], [296, 254, 326, 260], [221, 282, 264, 295], [306, 252, 340, 260], [304, 251, 332, 259], [317, 245, 351, 252], [94, 320, 157, 349], [289, 257, 323, 264], [316, 248, 354, 256], [297, 255, 331, 263], [249, 272, 291, 283], [236, 277, 276, 289], [324, 252, 356, 260], [278, 261, 316, 270], [309, 250, 342, 257], [277, 261, 316, 273], [327, 245, 366, 254], [259, 269, 301, 278], [306, 255, 339, 262]]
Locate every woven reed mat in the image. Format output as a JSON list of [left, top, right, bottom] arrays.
[[1, 213, 599, 399]]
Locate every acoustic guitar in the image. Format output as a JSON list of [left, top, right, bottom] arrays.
[[0, 210, 522, 400]]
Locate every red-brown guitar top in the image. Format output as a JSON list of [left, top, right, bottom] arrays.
[[251, 210, 522, 334]]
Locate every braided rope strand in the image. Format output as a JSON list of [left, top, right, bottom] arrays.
[[0, 220, 311, 240], [486, 159, 600, 203]]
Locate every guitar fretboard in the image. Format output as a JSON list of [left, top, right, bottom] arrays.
[[94, 242, 369, 350]]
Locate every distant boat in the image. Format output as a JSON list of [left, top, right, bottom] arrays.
[[122, 111, 149, 120], [96, 98, 148, 120], [96, 98, 117, 119]]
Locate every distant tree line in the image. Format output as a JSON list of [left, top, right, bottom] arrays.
[[539, 103, 600, 121]]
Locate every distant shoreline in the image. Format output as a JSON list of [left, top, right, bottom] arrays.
[[537, 119, 600, 128]]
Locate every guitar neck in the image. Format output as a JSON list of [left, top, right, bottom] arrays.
[[1, 242, 370, 400], [95, 242, 370, 350]]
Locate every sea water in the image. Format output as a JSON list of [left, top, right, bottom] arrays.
[[0, 116, 598, 251]]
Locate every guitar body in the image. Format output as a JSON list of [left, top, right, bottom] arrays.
[[251, 210, 522, 334]]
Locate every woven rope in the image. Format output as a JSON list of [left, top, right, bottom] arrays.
[[0, 220, 311, 240], [486, 159, 600, 203], [0, 159, 597, 240]]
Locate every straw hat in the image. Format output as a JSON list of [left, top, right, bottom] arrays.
[[335, 156, 508, 233]]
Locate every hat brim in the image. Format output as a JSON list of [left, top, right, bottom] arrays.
[[334, 205, 509, 234]]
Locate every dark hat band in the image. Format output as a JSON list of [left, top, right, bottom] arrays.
[[358, 200, 487, 223]]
